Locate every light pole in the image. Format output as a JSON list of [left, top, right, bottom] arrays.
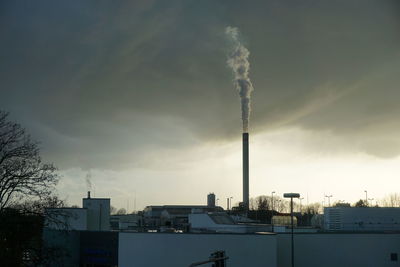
[[325, 195, 333, 207], [368, 198, 374, 207], [229, 197, 233, 210], [284, 193, 300, 267], [271, 191, 276, 232], [227, 198, 230, 211], [299, 197, 304, 212], [364, 190, 368, 206]]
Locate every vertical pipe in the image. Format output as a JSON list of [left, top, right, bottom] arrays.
[[243, 133, 249, 211]]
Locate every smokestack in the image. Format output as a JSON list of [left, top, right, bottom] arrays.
[[243, 132, 249, 211], [87, 191, 91, 199]]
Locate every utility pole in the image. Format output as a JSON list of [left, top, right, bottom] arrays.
[[364, 190, 368, 206]]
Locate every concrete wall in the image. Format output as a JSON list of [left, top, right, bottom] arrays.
[[277, 233, 400, 267], [119, 232, 277, 267]]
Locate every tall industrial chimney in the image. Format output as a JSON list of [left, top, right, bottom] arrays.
[[242, 132, 249, 211]]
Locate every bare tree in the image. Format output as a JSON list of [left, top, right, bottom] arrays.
[[378, 193, 400, 207], [116, 208, 127, 215], [0, 111, 59, 212]]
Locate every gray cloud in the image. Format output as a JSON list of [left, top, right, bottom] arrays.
[[1, 0, 400, 170]]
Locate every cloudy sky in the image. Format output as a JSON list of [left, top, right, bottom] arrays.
[[1, 0, 400, 210]]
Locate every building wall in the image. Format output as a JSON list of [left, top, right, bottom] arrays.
[[324, 207, 400, 231], [45, 208, 87, 230], [119, 232, 277, 267], [277, 233, 400, 267], [42, 229, 81, 267], [82, 198, 110, 231]]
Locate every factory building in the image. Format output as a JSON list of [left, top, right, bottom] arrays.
[[43, 193, 400, 267], [45, 207, 87, 231], [324, 206, 400, 231], [110, 214, 142, 231], [143, 205, 223, 229], [46, 192, 110, 231], [83, 192, 110, 231]]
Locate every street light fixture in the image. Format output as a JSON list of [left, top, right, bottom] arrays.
[[284, 193, 300, 267], [325, 195, 333, 207], [368, 198, 374, 207], [364, 190, 368, 206], [271, 191, 276, 232], [299, 197, 304, 212]]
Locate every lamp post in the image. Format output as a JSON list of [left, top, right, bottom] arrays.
[[271, 191, 276, 232], [229, 197, 233, 211], [364, 190, 368, 206], [368, 198, 374, 207], [284, 193, 300, 267], [299, 197, 304, 213], [325, 195, 333, 207]]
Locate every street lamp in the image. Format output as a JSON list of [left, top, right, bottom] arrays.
[[284, 193, 300, 267], [325, 195, 333, 207], [229, 197, 233, 210], [368, 198, 374, 207], [364, 190, 368, 206], [271, 191, 276, 232], [299, 197, 304, 212]]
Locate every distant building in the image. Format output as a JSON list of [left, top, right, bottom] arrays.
[[110, 214, 142, 231], [45, 207, 87, 231], [207, 193, 216, 207], [143, 205, 223, 228], [189, 212, 271, 233], [324, 207, 400, 231], [82, 192, 110, 231]]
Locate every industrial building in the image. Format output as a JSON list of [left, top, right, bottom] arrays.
[[324, 206, 400, 231], [43, 192, 400, 266], [143, 204, 223, 229], [45, 192, 110, 231]]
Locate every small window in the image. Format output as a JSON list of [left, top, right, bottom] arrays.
[[390, 253, 398, 261]]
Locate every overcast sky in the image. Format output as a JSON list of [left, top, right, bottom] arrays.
[[1, 0, 400, 210]]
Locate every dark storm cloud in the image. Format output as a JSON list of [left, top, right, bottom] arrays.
[[0, 0, 400, 169]]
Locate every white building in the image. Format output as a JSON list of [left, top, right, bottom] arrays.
[[324, 206, 400, 231]]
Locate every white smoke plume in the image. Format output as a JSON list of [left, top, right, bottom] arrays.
[[225, 26, 254, 133], [85, 172, 92, 192]]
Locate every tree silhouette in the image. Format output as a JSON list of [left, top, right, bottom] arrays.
[[354, 199, 368, 207], [0, 111, 59, 212]]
